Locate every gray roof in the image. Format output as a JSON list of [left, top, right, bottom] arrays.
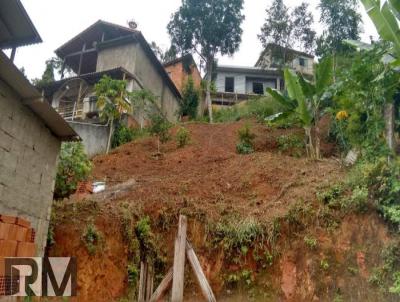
[[0, 0, 42, 49], [0, 51, 78, 141]]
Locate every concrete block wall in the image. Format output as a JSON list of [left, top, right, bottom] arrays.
[[68, 121, 110, 157], [0, 79, 61, 256]]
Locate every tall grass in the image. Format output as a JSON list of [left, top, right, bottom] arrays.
[[213, 96, 283, 123]]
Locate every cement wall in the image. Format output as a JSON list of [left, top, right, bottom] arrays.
[[216, 71, 280, 95], [96, 42, 180, 122], [96, 43, 137, 73], [68, 122, 110, 157], [0, 79, 61, 256], [134, 44, 180, 122]]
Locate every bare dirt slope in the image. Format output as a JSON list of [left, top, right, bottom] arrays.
[[91, 120, 341, 221]]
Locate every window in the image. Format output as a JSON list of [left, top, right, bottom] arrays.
[[225, 77, 235, 92], [252, 82, 264, 95], [299, 57, 307, 67]]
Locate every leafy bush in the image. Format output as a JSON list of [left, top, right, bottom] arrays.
[[55, 142, 92, 199], [236, 124, 255, 154], [82, 223, 103, 255], [112, 124, 135, 148], [180, 76, 200, 119], [149, 113, 171, 144], [112, 124, 148, 148], [213, 96, 280, 123], [276, 134, 305, 156], [176, 127, 191, 148]]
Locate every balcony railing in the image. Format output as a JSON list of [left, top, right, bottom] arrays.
[[56, 101, 84, 121]]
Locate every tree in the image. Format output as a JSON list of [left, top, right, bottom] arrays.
[[94, 76, 131, 154], [258, 0, 316, 66], [129, 89, 156, 129], [150, 42, 177, 63], [149, 112, 172, 154], [32, 57, 67, 87], [267, 57, 334, 159], [180, 76, 199, 119], [168, 0, 245, 123], [316, 0, 362, 58]]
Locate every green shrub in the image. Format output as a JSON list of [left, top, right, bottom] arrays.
[[180, 76, 200, 119], [149, 113, 171, 143], [176, 127, 191, 148], [276, 134, 305, 156], [236, 124, 255, 154], [112, 124, 147, 148], [82, 223, 103, 255], [304, 235, 318, 250], [127, 263, 139, 284], [55, 142, 92, 199]]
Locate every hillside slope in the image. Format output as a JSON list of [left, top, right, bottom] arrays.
[[49, 121, 398, 301]]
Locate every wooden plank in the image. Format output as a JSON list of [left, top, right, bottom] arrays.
[[138, 261, 147, 302], [171, 215, 187, 302], [149, 268, 173, 302], [186, 241, 216, 302], [146, 264, 154, 301]]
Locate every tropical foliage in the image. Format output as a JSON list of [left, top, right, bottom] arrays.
[[95, 76, 131, 153], [54, 142, 92, 199], [267, 57, 334, 159]]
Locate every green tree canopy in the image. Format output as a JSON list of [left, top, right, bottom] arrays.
[[258, 0, 316, 64], [316, 0, 362, 57], [167, 0, 245, 123]]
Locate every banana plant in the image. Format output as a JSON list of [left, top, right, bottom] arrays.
[[361, 0, 400, 62], [360, 0, 400, 154], [267, 57, 333, 159]]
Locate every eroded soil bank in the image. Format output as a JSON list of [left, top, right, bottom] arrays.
[[49, 121, 399, 301]]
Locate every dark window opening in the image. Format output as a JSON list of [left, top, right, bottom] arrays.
[[299, 57, 306, 67], [225, 77, 234, 93], [253, 82, 264, 95], [280, 79, 285, 91]]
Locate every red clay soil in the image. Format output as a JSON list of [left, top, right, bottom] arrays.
[[49, 120, 400, 302], [90, 120, 342, 221]]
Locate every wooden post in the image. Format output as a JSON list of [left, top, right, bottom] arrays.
[[149, 268, 173, 302], [145, 264, 154, 302], [171, 215, 187, 302], [186, 241, 216, 302], [78, 43, 86, 76], [138, 261, 147, 302]]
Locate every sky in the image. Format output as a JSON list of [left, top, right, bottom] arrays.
[[11, 0, 379, 80]]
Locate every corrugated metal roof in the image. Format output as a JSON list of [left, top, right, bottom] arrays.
[[0, 0, 42, 49], [0, 51, 78, 141]]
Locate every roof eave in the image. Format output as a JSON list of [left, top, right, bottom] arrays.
[[0, 51, 79, 141]]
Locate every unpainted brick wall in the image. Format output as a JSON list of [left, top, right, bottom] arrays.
[[0, 79, 61, 256]]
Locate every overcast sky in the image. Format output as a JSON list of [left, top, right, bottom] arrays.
[[12, 0, 378, 80]]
